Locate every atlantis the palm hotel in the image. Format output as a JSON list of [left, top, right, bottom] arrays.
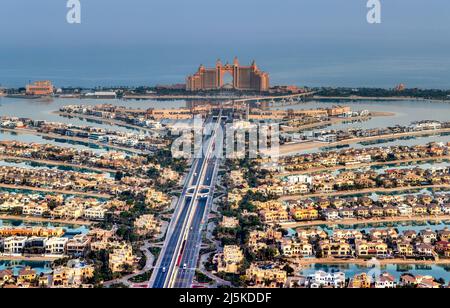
[[186, 57, 270, 92]]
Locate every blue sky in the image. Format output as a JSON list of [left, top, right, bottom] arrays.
[[0, 0, 449, 88]]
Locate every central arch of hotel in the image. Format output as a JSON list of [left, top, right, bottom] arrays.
[[186, 57, 270, 92]]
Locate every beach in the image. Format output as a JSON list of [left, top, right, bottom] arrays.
[[0, 183, 112, 199], [280, 214, 450, 229], [281, 111, 395, 133], [280, 127, 450, 155], [0, 214, 92, 226], [295, 258, 450, 267], [279, 184, 450, 201], [0, 127, 147, 155], [0, 155, 116, 175], [279, 155, 450, 176]]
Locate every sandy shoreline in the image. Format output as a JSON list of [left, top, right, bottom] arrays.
[[296, 257, 450, 266], [313, 95, 450, 103], [0, 128, 147, 155], [280, 184, 450, 201], [0, 155, 116, 175], [280, 214, 450, 229], [280, 127, 450, 155], [279, 155, 450, 176], [281, 111, 395, 133], [0, 183, 112, 199], [0, 255, 63, 262], [0, 214, 92, 226], [55, 111, 156, 133]]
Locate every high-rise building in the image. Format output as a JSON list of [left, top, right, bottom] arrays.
[[186, 57, 270, 92], [395, 83, 406, 92], [25, 80, 54, 96]]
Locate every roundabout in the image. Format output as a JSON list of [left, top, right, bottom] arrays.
[[186, 186, 210, 198]]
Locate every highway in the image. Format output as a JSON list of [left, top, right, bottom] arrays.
[[150, 115, 222, 288], [173, 157, 218, 288]]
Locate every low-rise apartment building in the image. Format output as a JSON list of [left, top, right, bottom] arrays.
[[109, 243, 136, 273], [216, 245, 244, 274], [134, 214, 161, 236], [245, 264, 287, 288]]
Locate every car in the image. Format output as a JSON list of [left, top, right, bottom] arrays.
[[162, 267, 166, 273], [183, 264, 187, 270]]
